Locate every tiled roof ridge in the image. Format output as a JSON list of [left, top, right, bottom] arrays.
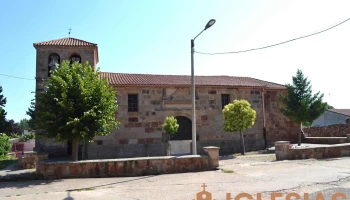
[[248, 77, 286, 87], [33, 37, 97, 46], [99, 72, 285, 89], [101, 71, 248, 78]]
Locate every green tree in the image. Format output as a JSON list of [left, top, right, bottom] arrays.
[[222, 99, 256, 155], [162, 116, 179, 136], [18, 119, 30, 132], [279, 69, 327, 146], [326, 103, 334, 109], [5, 119, 21, 135], [26, 99, 36, 130], [36, 60, 119, 161], [0, 86, 8, 133], [0, 133, 11, 157]]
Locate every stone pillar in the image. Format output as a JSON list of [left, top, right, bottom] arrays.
[[275, 141, 290, 161], [347, 134, 350, 142], [35, 152, 48, 170], [203, 146, 220, 169]]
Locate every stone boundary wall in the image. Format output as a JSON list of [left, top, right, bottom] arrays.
[[37, 147, 219, 179], [87, 143, 168, 159], [303, 137, 348, 144], [18, 151, 48, 169], [275, 139, 350, 161], [303, 124, 350, 137]]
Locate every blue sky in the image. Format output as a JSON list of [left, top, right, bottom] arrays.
[[0, 0, 350, 122]]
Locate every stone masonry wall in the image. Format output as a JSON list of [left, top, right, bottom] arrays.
[[35, 137, 68, 158], [303, 124, 350, 137], [264, 90, 299, 147], [37, 147, 219, 179], [86, 86, 266, 157], [275, 141, 350, 160], [18, 151, 48, 169], [87, 86, 298, 158]]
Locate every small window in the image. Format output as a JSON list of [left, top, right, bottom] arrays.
[[70, 54, 81, 65], [221, 94, 230, 109], [48, 53, 60, 77], [128, 94, 138, 112]]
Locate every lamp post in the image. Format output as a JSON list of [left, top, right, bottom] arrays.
[[191, 19, 216, 155]]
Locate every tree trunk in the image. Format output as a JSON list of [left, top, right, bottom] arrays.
[[84, 139, 88, 160], [298, 123, 303, 146], [71, 139, 79, 161], [240, 131, 245, 155]]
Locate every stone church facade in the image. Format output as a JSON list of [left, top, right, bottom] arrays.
[[33, 37, 299, 159]]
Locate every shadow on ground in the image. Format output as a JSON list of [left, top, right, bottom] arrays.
[[66, 175, 156, 192], [63, 192, 74, 200], [0, 178, 62, 189]]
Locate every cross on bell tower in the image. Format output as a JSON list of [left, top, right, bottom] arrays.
[[68, 28, 72, 38]]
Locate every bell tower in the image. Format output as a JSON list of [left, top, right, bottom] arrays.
[[32, 37, 99, 157], [33, 37, 99, 92]]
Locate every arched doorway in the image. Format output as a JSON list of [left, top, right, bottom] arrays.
[[170, 116, 192, 141], [169, 116, 192, 155]]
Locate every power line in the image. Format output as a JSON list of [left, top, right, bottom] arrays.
[[0, 73, 35, 80], [195, 16, 350, 55]]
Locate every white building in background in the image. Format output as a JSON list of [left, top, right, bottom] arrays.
[[312, 109, 350, 127]]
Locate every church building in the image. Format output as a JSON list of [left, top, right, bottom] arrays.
[[33, 37, 299, 159]]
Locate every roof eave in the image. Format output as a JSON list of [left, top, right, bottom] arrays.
[[106, 84, 285, 89]]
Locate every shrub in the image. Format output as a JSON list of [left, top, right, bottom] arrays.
[[10, 133, 20, 138], [162, 116, 179, 135], [19, 133, 35, 142], [0, 133, 11, 157]]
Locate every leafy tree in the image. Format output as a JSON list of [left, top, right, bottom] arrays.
[[36, 60, 119, 161], [18, 119, 30, 132], [222, 99, 256, 155], [5, 119, 21, 135], [279, 69, 327, 146], [162, 116, 179, 136], [326, 103, 334, 109], [0, 133, 11, 157], [0, 86, 8, 133], [19, 132, 35, 142], [26, 99, 36, 130]]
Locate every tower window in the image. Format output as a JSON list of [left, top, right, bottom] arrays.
[[48, 53, 60, 77], [70, 54, 81, 65]]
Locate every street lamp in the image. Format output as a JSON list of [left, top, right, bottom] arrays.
[[191, 19, 216, 155]]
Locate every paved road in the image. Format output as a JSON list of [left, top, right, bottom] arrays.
[[1, 155, 349, 200]]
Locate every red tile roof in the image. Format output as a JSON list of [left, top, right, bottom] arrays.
[[33, 37, 97, 47], [99, 72, 285, 89]]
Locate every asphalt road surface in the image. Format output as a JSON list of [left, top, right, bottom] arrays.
[[1, 154, 350, 200]]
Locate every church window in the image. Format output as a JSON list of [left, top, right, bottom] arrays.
[[48, 53, 60, 77], [221, 94, 230, 109], [70, 54, 81, 65], [128, 94, 138, 112]]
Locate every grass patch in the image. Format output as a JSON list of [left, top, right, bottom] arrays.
[[0, 155, 17, 170], [221, 169, 234, 173], [68, 187, 95, 192]]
